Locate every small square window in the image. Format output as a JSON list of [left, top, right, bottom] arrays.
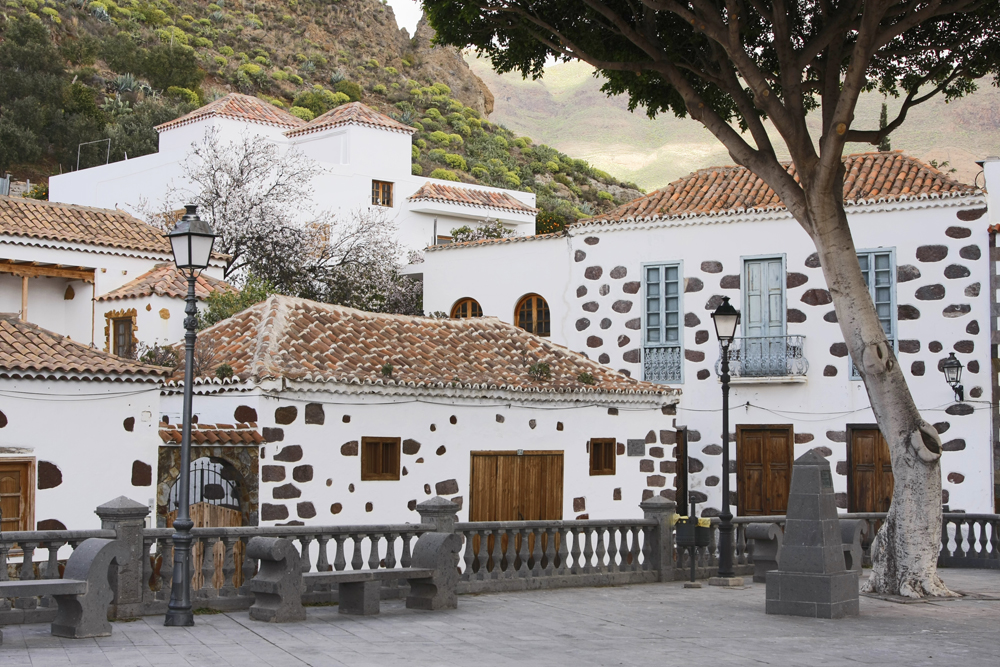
[[589, 438, 616, 476], [361, 437, 401, 480], [371, 180, 393, 207]]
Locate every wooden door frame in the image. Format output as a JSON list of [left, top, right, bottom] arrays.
[[0, 457, 36, 531], [675, 428, 689, 514], [735, 424, 793, 516], [846, 423, 880, 513]]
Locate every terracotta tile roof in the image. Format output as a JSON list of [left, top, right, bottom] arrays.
[[155, 93, 306, 132], [185, 295, 675, 401], [586, 152, 982, 225], [159, 422, 264, 445], [0, 196, 173, 256], [98, 263, 236, 302], [426, 230, 567, 252], [0, 314, 170, 381], [408, 182, 538, 215], [284, 102, 416, 137]]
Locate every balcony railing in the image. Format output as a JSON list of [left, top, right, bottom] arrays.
[[643, 345, 682, 383], [714, 335, 809, 378]]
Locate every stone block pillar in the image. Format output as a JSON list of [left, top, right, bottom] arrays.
[[415, 496, 460, 534], [639, 496, 676, 582], [765, 451, 859, 618], [95, 496, 150, 619]]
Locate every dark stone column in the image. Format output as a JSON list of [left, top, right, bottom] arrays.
[[95, 496, 150, 620]]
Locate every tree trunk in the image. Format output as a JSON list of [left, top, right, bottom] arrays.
[[805, 192, 955, 598]]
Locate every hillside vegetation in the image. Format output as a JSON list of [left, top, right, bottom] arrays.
[[0, 0, 641, 225]]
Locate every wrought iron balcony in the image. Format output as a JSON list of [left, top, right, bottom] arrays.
[[643, 345, 682, 383], [714, 335, 809, 379]]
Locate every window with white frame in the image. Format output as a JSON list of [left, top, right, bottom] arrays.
[[643, 263, 683, 383], [851, 249, 896, 379]]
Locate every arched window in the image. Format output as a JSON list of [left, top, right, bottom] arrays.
[[451, 298, 483, 319], [515, 294, 551, 337]]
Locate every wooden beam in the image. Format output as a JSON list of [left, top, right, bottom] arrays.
[[0, 263, 95, 283]]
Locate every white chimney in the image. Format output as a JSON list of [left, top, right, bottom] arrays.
[[980, 156, 1000, 229]]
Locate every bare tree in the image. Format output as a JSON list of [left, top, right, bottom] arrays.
[[425, 0, 1000, 597]]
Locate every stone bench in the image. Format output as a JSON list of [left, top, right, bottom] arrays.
[[840, 519, 868, 572], [248, 532, 461, 622], [746, 523, 783, 583], [0, 538, 121, 644]]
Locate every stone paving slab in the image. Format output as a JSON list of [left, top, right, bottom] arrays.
[[1, 570, 997, 666]]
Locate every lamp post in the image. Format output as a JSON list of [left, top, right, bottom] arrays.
[[711, 296, 740, 580], [164, 205, 217, 627], [941, 352, 964, 402]]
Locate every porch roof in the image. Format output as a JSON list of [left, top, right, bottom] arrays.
[[97, 263, 236, 301]]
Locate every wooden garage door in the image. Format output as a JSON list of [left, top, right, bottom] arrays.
[[469, 451, 563, 522], [737, 425, 793, 516], [849, 427, 894, 513], [0, 460, 33, 531]]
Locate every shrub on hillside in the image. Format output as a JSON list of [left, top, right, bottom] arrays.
[[333, 79, 362, 102], [289, 105, 314, 121], [166, 86, 199, 104], [140, 44, 204, 91], [292, 87, 347, 116], [411, 163, 422, 175], [443, 153, 466, 170], [429, 168, 459, 181]]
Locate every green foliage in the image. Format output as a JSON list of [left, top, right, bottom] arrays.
[[219, 45, 234, 56], [528, 362, 551, 381], [535, 209, 567, 235], [166, 86, 198, 104], [429, 168, 459, 181], [380, 362, 393, 378], [443, 153, 466, 170], [141, 44, 205, 90], [289, 105, 314, 121], [197, 275, 277, 329], [292, 87, 346, 116], [428, 148, 446, 161], [597, 190, 613, 201], [411, 144, 420, 160], [577, 372, 596, 385], [333, 79, 362, 102], [372, 84, 387, 95], [215, 363, 234, 379], [411, 163, 422, 175]]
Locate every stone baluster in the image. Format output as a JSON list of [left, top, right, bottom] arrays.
[[503, 528, 517, 577], [333, 535, 347, 571], [200, 536, 216, 595], [219, 536, 237, 597], [158, 537, 174, 600], [385, 532, 398, 569], [14, 541, 38, 610], [316, 535, 332, 572], [400, 532, 413, 568], [477, 530, 491, 579], [460, 530, 475, 580], [629, 526, 641, 572], [491, 529, 503, 578], [543, 528, 556, 576], [990, 518, 999, 558], [298, 534, 314, 573], [39, 540, 66, 608], [582, 528, 595, 574], [641, 526, 653, 571], [595, 529, 607, 573], [516, 528, 530, 577], [568, 528, 581, 574], [530, 529, 543, 576], [351, 534, 365, 570], [554, 528, 567, 575], [367, 533, 382, 570], [0, 542, 9, 611], [239, 536, 255, 594]]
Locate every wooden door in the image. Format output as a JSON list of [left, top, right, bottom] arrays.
[[470, 451, 564, 522], [737, 425, 793, 516], [0, 460, 33, 531], [849, 427, 894, 513], [675, 429, 689, 514]]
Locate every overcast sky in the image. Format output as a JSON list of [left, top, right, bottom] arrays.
[[385, 0, 422, 34]]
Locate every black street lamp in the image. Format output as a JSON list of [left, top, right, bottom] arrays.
[[711, 296, 740, 580], [164, 205, 217, 627], [941, 352, 964, 402]]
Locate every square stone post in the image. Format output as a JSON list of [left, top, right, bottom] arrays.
[[415, 497, 460, 534], [640, 496, 676, 582], [95, 496, 150, 619]]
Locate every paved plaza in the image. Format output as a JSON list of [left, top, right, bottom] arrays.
[[1, 570, 997, 666]]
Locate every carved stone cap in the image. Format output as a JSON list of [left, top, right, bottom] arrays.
[[639, 496, 676, 513], [95, 496, 150, 519], [415, 496, 460, 516]]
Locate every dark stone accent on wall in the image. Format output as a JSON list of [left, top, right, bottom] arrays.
[[585, 236, 600, 245], [610, 266, 628, 279], [123, 417, 135, 432], [436, 479, 459, 495], [660, 430, 677, 445], [402, 439, 421, 455], [794, 433, 815, 444], [331, 503, 343, 514], [728, 461, 737, 473], [898, 340, 920, 354], [833, 493, 848, 509], [685, 312, 701, 327], [613, 488, 622, 501], [618, 442, 627, 455], [805, 253, 821, 268], [956, 208, 986, 222], [705, 295, 725, 310], [650, 446, 664, 458], [896, 264, 921, 282], [697, 369, 711, 380], [0, 410, 6, 428], [934, 422, 950, 434], [577, 285, 588, 298], [964, 283, 980, 297], [954, 340, 974, 354], [263, 427, 284, 442], [587, 336, 603, 348], [341, 441, 358, 456], [274, 406, 298, 424], [823, 365, 838, 377], [945, 225, 971, 238], [600, 318, 612, 329], [261, 504, 288, 521], [406, 500, 416, 511], [623, 281, 640, 294], [688, 458, 704, 473], [38, 519, 67, 531], [970, 386, 983, 399], [598, 353, 610, 364], [836, 461, 848, 476], [646, 475, 666, 487], [272, 484, 301, 499], [702, 444, 723, 455], [941, 303, 972, 317], [583, 301, 599, 312], [349, 484, 355, 492], [640, 460, 654, 472], [720, 275, 740, 289], [824, 310, 838, 323], [424, 484, 431, 495], [941, 438, 966, 451], [642, 490, 654, 501], [701, 261, 723, 273], [342, 415, 351, 423], [801, 288, 832, 306], [644, 430, 657, 444], [450, 415, 457, 425], [608, 408, 619, 416], [297, 502, 316, 519], [685, 350, 706, 362], [573, 497, 586, 512], [689, 491, 708, 503], [619, 349, 638, 364], [274, 445, 303, 462], [618, 335, 631, 347], [968, 360, 980, 374], [235, 405, 258, 423], [942, 490, 950, 504], [599, 285, 610, 296], [557, 422, 564, 431], [947, 472, 965, 484], [704, 476, 720, 487], [910, 361, 925, 376], [38, 461, 62, 489], [660, 461, 676, 474], [786, 272, 808, 288], [304, 403, 325, 425], [695, 330, 709, 344], [436, 445, 447, 455], [916, 245, 948, 262], [929, 341, 943, 353], [898, 305, 920, 320], [585, 266, 603, 280], [262, 465, 285, 482], [685, 277, 704, 293], [131, 461, 152, 486], [944, 264, 970, 279], [612, 300, 633, 313], [366, 503, 373, 512], [625, 318, 641, 330], [813, 446, 833, 457], [529, 419, 537, 430], [945, 404, 973, 416], [293, 465, 313, 483], [576, 318, 590, 331], [826, 431, 847, 443], [787, 309, 806, 323], [915, 284, 945, 300], [574, 250, 586, 262], [830, 343, 848, 357], [687, 430, 701, 442], [959, 244, 981, 260], [662, 405, 676, 415]]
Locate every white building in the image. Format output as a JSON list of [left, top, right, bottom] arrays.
[[156, 295, 679, 527], [49, 95, 537, 256], [0, 196, 231, 353], [423, 152, 999, 515]]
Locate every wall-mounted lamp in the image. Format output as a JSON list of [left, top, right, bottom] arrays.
[[941, 352, 964, 402]]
